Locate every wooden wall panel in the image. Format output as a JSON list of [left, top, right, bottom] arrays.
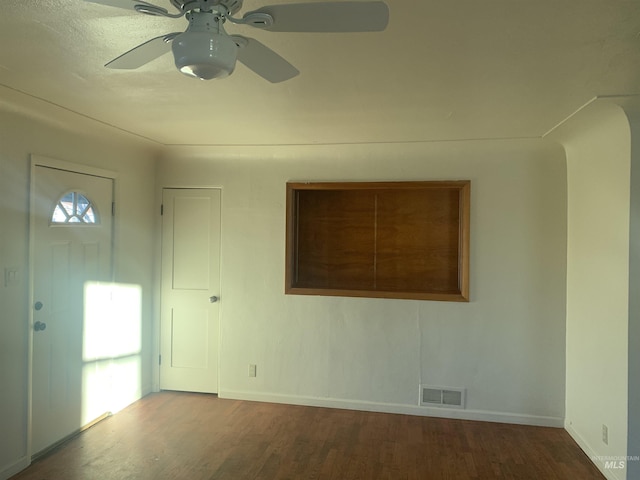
[[286, 181, 470, 302], [375, 189, 460, 294], [295, 190, 375, 290]]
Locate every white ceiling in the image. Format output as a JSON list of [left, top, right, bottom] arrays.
[[1, 0, 639, 146]]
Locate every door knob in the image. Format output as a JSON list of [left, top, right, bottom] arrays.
[[34, 321, 47, 332], [209, 295, 219, 303]]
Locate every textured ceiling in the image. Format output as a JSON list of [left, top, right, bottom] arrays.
[[1, 0, 639, 146]]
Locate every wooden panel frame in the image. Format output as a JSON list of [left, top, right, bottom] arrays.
[[285, 181, 470, 302]]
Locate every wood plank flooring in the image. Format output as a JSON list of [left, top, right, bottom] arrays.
[[12, 391, 604, 480]]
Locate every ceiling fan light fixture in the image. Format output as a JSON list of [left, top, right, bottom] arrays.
[[172, 31, 238, 80]]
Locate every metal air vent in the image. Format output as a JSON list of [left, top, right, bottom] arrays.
[[420, 385, 466, 409]]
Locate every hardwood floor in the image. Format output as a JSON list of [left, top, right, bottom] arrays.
[[12, 391, 604, 480]]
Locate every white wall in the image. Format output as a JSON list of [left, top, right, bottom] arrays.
[[549, 100, 631, 480], [0, 90, 158, 479], [627, 116, 640, 479], [158, 137, 567, 424]]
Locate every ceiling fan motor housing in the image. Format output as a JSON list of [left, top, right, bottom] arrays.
[[172, 10, 238, 80]]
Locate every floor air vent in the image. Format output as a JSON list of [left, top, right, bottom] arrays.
[[420, 385, 465, 409]]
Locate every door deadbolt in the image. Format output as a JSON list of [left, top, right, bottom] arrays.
[[34, 301, 43, 311]]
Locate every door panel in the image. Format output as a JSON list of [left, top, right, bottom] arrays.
[[172, 196, 212, 289], [31, 166, 113, 455], [171, 307, 209, 368], [160, 189, 221, 393]]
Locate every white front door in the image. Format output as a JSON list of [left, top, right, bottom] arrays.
[[160, 188, 221, 393], [31, 164, 113, 455]]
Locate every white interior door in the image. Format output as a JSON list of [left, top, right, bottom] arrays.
[[160, 188, 221, 393], [31, 165, 113, 455]]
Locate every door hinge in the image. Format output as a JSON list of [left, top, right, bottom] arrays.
[[159, 354, 162, 365], [160, 204, 164, 216], [111, 202, 115, 216]]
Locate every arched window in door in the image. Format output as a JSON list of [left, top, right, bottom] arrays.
[[51, 191, 99, 224]]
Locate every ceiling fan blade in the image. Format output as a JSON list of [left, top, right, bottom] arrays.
[[85, 0, 163, 12], [106, 33, 178, 69], [232, 36, 299, 83], [243, 1, 389, 33]]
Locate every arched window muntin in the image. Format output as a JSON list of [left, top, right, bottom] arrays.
[[50, 191, 100, 225]]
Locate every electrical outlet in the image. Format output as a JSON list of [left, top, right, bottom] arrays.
[[602, 424, 608, 445], [249, 364, 257, 377], [4, 268, 19, 287]]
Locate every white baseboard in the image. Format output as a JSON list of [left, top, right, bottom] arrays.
[[0, 456, 29, 480], [219, 389, 564, 428], [565, 423, 626, 480]]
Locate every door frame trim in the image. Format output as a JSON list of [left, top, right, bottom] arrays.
[[27, 155, 117, 461]]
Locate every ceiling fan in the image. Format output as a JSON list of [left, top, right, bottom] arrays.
[[85, 0, 389, 82]]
